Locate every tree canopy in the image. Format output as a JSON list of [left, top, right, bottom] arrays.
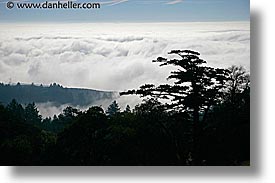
[[0, 50, 250, 166]]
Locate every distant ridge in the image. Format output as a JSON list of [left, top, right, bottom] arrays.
[[0, 82, 116, 106]]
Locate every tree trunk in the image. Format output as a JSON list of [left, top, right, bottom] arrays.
[[192, 105, 200, 165]]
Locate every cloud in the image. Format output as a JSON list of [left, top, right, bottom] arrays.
[[166, 0, 183, 5], [101, 0, 128, 6], [36, 94, 140, 118], [36, 102, 69, 118], [0, 22, 250, 97], [0, 22, 250, 116]]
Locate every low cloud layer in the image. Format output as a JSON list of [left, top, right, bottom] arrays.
[[0, 22, 250, 116], [36, 94, 141, 117], [0, 22, 250, 92]]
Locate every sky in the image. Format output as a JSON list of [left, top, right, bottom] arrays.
[[0, 0, 250, 22]]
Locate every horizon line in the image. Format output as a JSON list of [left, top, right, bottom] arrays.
[[0, 20, 250, 24]]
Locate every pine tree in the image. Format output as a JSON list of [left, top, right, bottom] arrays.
[[121, 50, 230, 164], [107, 101, 120, 116], [124, 105, 131, 113], [24, 103, 42, 125]]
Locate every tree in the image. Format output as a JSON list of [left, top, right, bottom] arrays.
[[121, 50, 230, 164], [224, 65, 250, 105], [106, 101, 120, 116], [124, 105, 131, 113], [62, 106, 80, 118], [6, 99, 25, 121], [199, 66, 250, 165], [55, 106, 108, 165], [24, 103, 42, 125]]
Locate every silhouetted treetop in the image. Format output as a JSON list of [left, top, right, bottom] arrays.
[[124, 105, 131, 113], [121, 50, 230, 112], [226, 65, 250, 94], [107, 101, 121, 116]]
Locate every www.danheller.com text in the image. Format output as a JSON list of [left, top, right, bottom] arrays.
[[6, 1, 101, 10]]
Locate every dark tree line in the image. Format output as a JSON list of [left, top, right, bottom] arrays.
[[0, 82, 114, 106], [0, 50, 250, 166]]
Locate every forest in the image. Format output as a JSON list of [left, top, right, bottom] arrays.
[[0, 82, 114, 107], [0, 50, 250, 166]]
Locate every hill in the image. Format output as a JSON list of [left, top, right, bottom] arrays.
[[0, 83, 116, 107]]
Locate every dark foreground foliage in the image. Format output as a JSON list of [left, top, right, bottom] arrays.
[[0, 51, 250, 166]]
